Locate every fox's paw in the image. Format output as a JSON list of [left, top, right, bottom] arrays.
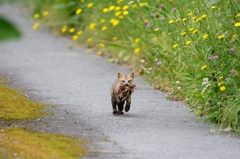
[[113, 110, 118, 114], [125, 105, 130, 112], [118, 110, 124, 115]]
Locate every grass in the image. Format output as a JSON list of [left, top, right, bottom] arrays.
[[30, 0, 240, 133], [0, 78, 87, 158]]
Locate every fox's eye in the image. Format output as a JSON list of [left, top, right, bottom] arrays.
[[122, 80, 125, 83], [128, 80, 131, 83]]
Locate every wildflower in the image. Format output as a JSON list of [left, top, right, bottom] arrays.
[[189, 27, 194, 31], [87, 38, 92, 42], [219, 76, 223, 80], [235, 13, 240, 18], [139, 2, 148, 7], [100, 19, 105, 23], [87, 3, 93, 8], [157, 61, 162, 65], [69, 28, 75, 33], [72, 35, 78, 40], [218, 35, 225, 39], [109, 6, 115, 11], [195, 18, 202, 22], [218, 82, 224, 87], [61, 25, 67, 33], [201, 14, 207, 19], [145, 21, 151, 27], [132, 4, 137, 8], [103, 8, 109, 13], [33, 23, 39, 30], [186, 41, 191, 45], [140, 59, 145, 63], [169, 20, 174, 24], [122, 5, 129, 10], [76, 8, 82, 15], [234, 22, 240, 27], [80, 0, 84, 2], [77, 31, 83, 35], [134, 48, 141, 54], [148, 67, 153, 71], [97, 51, 102, 56], [34, 13, 39, 19], [213, 55, 219, 59], [230, 69, 238, 75], [181, 32, 187, 36], [115, 11, 122, 17], [89, 23, 96, 30], [201, 65, 207, 70], [173, 44, 178, 48], [112, 20, 119, 26], [192, 30, 198, 34], [176, 81, 180, 84], [42, 11, 49, 16], [182, 18, 187, 21], [192, 16, 197, 20], [154, 28, 159, 31], [175, 19, 179, 23], [177, 86, 181, 90], [225, 78, 230, 81], [112, 37, 117, 41], [208, 57, 213, 61], [172, 7, 178, 12], [99, 43, 105, 47], [160, 16, 165, 20], [115, 6, 121, 11], [188, 12, 193, 16], [135, 38, 140, 43], [101, 26, 107, 31], [123, 11, 129, 15], [232, 34, 237, 38], [202, 34, 209, 39], [211, 6, 216, 9], [220, 86, 226, 91], [229, 48, 235, 54]]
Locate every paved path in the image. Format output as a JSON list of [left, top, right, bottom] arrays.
[[0, 4, 240, 159]]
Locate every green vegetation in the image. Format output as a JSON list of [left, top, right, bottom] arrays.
[[31, 0, 240, 133], [0, 127, 86, 159]]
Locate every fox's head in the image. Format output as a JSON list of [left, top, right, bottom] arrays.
[[117, 72, 134, 86]]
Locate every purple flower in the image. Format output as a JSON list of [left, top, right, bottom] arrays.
[[145, 21, 151, 27], [229, 48, 235, 54], [225, 78, 230, 81], [208, 57, 213, 61], [213, 55, 219, 59], [157, 61, 162, 65], [148, 67, 153, 71]]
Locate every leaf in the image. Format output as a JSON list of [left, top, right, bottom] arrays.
[[0, 17, 21, 42], [206, 0, 220, 8]]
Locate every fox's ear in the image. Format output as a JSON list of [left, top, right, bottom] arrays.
[[129, 72, 134, 78], [118, 72, 123, 78]]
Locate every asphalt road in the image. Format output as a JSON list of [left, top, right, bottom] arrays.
[[1, 4, 240, 159]]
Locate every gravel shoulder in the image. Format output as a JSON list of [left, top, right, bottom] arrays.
[[0, 4, 240, 159]]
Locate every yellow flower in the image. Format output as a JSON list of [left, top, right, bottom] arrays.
[[43, 11, 49, 16], [118, 15, 124, 19], [232, 34, 237, 39], [182, 18, 187, 21], [201, 14, 207, 19], [169, 20, 174, 24], [154, 28, 159, 31], [89, 23, 96, 30], [192, 16, 197, 20], [132, 4, 137, 8], [219, 76, 223, 79], [100, 19, 105, 23], [218, 35, 225, 39], [220, 86, 226, 91], [69, 28, 75, 33], [139, 2, 148, 7], [211, 6, 216, 9], [218, 82, 224, 87], [123, 11, 129, 15], [122, 5, 129, 10], [80, 0, 84, 2], [173, 44, 178, 48], [87, 38, 92, 42], [117, 0, 124, 4], [72, 35, 78, 40], [192, 30, 198, 34], [33, 22, 39, 30], [202, 34, 209, 39], [97, 51, 102, 56], [103, 8, 109, 13], [77, 31, 83, 35], [188, 12, 193, 16], [61, 25, 67, 33], [111, 19, 119, 26], [112, 37, 117, 41], [115, 11, 122, 17], [99, 43, 105, 47], [201, 65, 207, 70], [87, 3, 93, 8], [189, 27, 194, 31], [135, 38, 140, 43], [33, 13, 39, 19], [76, 8, 82, 15], [235, 13, 240, 18], [181, 32, 187, 36], [102, 26, 107, 31], [134, 48, 141, 54], [115, 6, 121, 11], [196, 18, 202, 22], [234, 22, 240, 27], [109, 6, 115, 11], [186, 41, 191, 45], [175, 19, 179, 23]]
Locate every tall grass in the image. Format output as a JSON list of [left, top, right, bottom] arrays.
[[32, 0, 240, 133]]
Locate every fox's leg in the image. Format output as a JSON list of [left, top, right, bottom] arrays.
[[111, 96, 118, 114], [117, 100, 125, 114], [125, 95, 131, 112]]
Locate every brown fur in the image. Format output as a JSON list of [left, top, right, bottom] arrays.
[[110, 72, 134, 114]]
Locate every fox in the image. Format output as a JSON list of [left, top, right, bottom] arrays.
[[110, 72, 135, 114]]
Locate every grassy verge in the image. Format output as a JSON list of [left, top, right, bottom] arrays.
[[31, 0, 240, 133], [0, 78, 87, 158]]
